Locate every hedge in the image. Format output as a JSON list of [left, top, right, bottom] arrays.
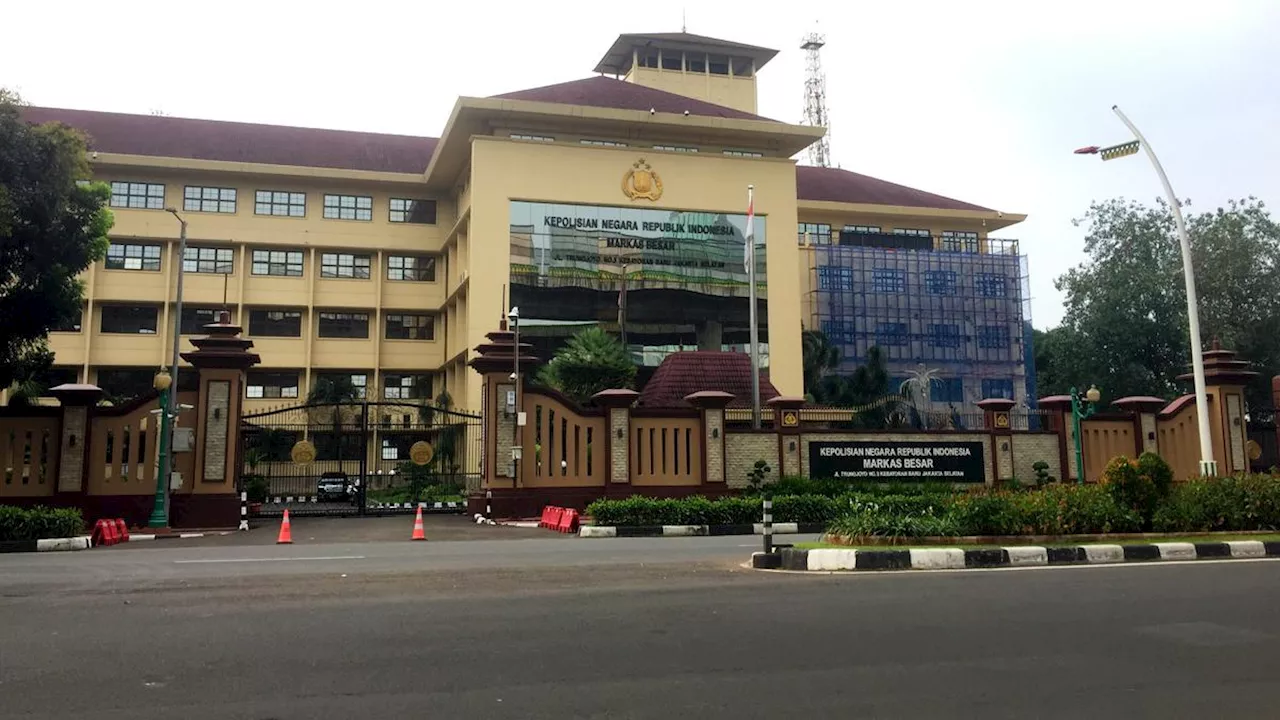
[[585, 495, 844, 527], [0, 506, 85, 542]]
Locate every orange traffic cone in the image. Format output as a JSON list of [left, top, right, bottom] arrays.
[[411, 506, 427, 541], [276, 509, 293, 544]]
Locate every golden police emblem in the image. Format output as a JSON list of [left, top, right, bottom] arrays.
[[622, 159, 663, 201]]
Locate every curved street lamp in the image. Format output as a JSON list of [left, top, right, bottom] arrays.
[[1074, 105, 1216, 476], [1070, 385, 1101, 484]]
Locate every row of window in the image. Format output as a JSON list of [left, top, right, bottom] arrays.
[[246, 371, 430, 400], [105, 243, 437, 281], [76, 366, 432, 402], [821, 320, 1016, 350], [74, 306, 435, 340], [817, 266, 1009, 297], [508, 133, 762, 157], [109, 182, 437, 224], [799, 224, 980, 251], [886, 377, 1016, 403]]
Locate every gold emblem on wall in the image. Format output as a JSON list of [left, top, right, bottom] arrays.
[[290, 440, 317, 465], [622, 158, 663, 201], [995, 413, 1010, 429], [1247, 439, 1263, 461], [781, 410, 800, 428], [409, 441, 435, 466]]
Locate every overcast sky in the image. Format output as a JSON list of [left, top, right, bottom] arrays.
[[6, 0, 1277, 327]]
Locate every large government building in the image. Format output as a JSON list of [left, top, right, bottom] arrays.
[[21, 31, 1031, 413]]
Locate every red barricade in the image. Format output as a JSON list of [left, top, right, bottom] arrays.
[[91, 519, 118, 547], [556, 508, 579, 534], [113, 518, 130, 543], [539, 506, 557, 529], [546, 507, 564, 531]]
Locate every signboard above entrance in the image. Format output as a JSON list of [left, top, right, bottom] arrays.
[[808, 440, 986, 483]]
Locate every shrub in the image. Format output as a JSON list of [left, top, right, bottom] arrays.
[[828, 505, 961, 539], [584, 494, 837, 526], [0, 505, 85, 542], [1152, 475, 1280, 532], [1102, 455, 1167, 528], [950, 492, 1021, 535], [244, 474, 270, 503]]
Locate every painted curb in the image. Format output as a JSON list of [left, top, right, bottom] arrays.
[[751, 541, 1280, 571], [0, 536, 93, 554], [580, 523, 825, 539]]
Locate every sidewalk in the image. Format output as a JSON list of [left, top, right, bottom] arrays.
[[106, 515, 572, 549]]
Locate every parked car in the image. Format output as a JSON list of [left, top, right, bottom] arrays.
[[317, 472, 358, 503]]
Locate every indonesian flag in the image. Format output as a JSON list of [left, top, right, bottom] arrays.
[[744, 186, 755, 274]]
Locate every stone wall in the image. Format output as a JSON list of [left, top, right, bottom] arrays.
[[704, 409, 724, 484], [1011, 434, 1061, 483], [724, 433, 779, 489], [609, 407, 629, 483]]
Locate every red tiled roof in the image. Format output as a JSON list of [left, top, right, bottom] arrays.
[[796, 165, 992, 212], [638, 351, 779, 408], [493, 75, 770, 121], [21, 106, 438, 174]]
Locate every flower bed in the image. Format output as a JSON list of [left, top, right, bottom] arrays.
[[0, 505, 85, 542]]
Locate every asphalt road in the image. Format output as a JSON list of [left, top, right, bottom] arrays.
[[3, 531, 1280, 718]]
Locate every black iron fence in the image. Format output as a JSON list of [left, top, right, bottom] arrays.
[[239, 400, 482, 517]]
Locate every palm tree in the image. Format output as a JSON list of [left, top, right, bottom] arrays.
[[538, 327, 635, 404], [899, 364, 941, 429], [5, 378, 45, 407], [801, 330, 841, 399], [308, 375, 360, 464]]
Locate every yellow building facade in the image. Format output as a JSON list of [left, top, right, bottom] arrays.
[[23, 31, 1024, 413]]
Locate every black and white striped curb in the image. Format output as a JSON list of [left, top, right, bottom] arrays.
[[580, 523, 826, 538], [129, 531, 234, 542], [0, 536, 93, 554], [752, 540, 1280, 571]]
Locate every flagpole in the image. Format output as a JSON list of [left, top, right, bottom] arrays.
[[747, 184, 761, 430]]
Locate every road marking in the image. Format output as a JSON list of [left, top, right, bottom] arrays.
[[173, 555, 366, 564]]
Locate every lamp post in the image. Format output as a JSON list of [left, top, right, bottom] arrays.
[[1070, 385, 1101, 484], [508, 306, 521, 487], [1074, 105, 1216, 476], [148, 207, 188, 528]]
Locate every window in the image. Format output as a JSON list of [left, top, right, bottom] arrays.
[[875, 322, 909, 346], [723, 149, 763, 158], [389, 198, 436, 224], [53, 308, 83, 332], [385, 313, 435, 340], [318, 311, 369, 339], [819, 319, 855, 345], [924, 270, 958, 295], [254, 190, 306, 217], [251, 249, 304, 277], [383, 374, 431, 400], [183, 186, 236, 213], [105, 243, 161, 271], [184, 246, 234, 274], [40, 367, 79, 388], [661, 52, 682, 70], [314, 372, 368, 400], [975, 273, 1008, 297], [97, 368, 158, 400], [797, 223, 832, 245], [387, 255, 436, 281], [709, 56, 730, 75], [100, 306, 158, 334], [638, 51, 660, 68], [653, 145, 698, 153], [941, 230, 979, 253], [246, 371, 300, 399], [893, 228, 931, 238], [978, 325, 1011, 349], [323, 194, 373, 221], [817, 266, 852, 291], [580, 139, 628, 147], [248, 309, 302, 337], [842, 224, 881, 234], [982, 378, 1015, 400], [688, 55, 707, 73], [320, 253, 371, 279], [931, 378, 965, 403], [511, 133, 554, 142], [109, 181, 165, 210], [872, 268, 906, 293], [180, 307, 222, 335], [927, 324, 962, 349]]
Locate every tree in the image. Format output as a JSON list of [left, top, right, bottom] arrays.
[[308, 375, 360, 462], [1041, 197, 1280, 405], [899, 364, 941, 428], [537, 326, 635, 404], [0, 89, 112, 388], [801, 330, 841, 397]]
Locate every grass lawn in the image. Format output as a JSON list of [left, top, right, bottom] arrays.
[[795, 533, 1280, 551]]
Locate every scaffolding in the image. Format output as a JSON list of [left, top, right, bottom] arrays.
[[806, 241, 1036, 408]]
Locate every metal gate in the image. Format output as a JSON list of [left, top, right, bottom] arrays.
[[239, 400, 482, 517], [1247, 406, 1279, 473]]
